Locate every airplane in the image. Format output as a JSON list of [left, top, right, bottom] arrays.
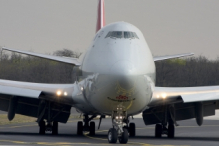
[[0, 0, 218, 144]]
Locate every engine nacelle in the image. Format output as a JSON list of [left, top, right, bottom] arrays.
[[194, 102, 203, 126], [8, 96, 18, 121]]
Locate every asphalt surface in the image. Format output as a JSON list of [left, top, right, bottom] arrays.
[[0, 117, 219, 146]]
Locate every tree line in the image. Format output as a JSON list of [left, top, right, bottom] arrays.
[[0, 48, 218, 87], [0, 49, 79, 84], [156, 56, 219, 87]]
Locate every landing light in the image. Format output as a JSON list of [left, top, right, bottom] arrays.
[[162, 94, 167, 99], [56, 91, 62, 96], [64, 92, 68, 96]]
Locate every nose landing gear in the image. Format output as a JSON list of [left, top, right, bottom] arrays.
[[107, 105, 129, 144], [108, 128, 118, 143]]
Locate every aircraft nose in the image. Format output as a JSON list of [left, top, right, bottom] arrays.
[[109, 61, 138, 98], [110, 61, 137, 90], [110, 61, 134, 75]]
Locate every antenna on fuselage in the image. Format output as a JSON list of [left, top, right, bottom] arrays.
[[96, 0, 105, 33]]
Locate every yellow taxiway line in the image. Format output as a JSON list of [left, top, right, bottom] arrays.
[[83, 129, 189, 146]]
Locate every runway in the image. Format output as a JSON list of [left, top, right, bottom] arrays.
[[0, 117, 219, 146]]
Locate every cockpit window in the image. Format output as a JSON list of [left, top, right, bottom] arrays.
[[105, 32, 112, 38], [112, 31, 123, 38], [133, 32, 139, 39], [124, 32, 139, 39], [124, 32, 130, 39], [106, 31, 139, 39], [106, 31, 123, 39]]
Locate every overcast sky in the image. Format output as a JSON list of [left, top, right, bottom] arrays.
[[0, 0, 219, 59]]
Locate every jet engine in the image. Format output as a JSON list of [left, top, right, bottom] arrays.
[[194, 102, 203, 126]]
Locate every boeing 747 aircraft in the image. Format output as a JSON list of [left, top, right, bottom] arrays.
[[0, 0, 218, 144]]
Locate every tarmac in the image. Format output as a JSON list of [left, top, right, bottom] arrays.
[[0, 112, 219, 145]]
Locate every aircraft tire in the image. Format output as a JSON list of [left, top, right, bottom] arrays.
[[168, 124, 175, 138], [89, 121, 95, 136], [77, 121, 83, 135], [108, 128, 118, 143], [129, 123, 136, 137], [119, 128, 129, 144], [39, 121, 45, 135], [52, 121, 58, 135], [155, 124, 162, 138]]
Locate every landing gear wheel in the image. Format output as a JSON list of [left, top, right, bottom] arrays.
[[155, 124, 162, 138], [129, 123, 136, 137], [77, 121, 83, 135], [108, 128, 118, 143], [168, 124, 175, 138], [119, 128, 129, 144], [39, 121, 45, 135], [52, 121, 58, 135], [89, 121, 95, 136]]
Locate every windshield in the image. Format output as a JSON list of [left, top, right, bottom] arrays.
[[105, 31, 139, 39]]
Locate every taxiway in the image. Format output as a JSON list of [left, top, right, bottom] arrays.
[[0, 117, 219, 146]]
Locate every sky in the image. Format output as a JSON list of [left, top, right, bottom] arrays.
[[0, 0, 219, 59]]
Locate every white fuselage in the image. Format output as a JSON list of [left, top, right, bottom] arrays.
[[75, 22, 156, 116]]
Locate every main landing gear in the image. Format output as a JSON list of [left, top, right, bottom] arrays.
[[107, 105, 136, 144], [77, 115, 96, 136], [129, 122, 136, 137], [39, 121, 58, 135], [37, 101, 60, 135], [155, 122, 174, 138], [155, 105, 176, 138]]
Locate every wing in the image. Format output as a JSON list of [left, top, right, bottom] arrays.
[[0, 79, 80, 123], [2, 47, 81, 66], [143, 86, 219, 125], [0, 79, 76, 102], [150, 86, 219, 106], [153, 53, 194, 61]]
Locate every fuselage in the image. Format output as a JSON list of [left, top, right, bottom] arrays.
[[76, 22, 156, 116]]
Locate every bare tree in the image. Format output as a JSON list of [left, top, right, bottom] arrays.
[[53, 48, 82, 58]]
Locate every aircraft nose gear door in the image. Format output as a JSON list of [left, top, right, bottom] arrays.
[[108, 105, 129, 144]]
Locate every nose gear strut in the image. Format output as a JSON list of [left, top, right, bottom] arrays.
[[108, 105, 129, 144]]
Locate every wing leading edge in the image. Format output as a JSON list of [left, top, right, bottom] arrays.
[[0, 79, 76, 104], [150, 86, 219, 106], [0, 84, 41, 98], [2, 47, 81, 66], [153, 53, 194, 62]]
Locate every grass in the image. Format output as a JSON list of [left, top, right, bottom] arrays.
[[0, 114, 82, 125], [0, 114, 36, 125], [0, 114, 100, 125]]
